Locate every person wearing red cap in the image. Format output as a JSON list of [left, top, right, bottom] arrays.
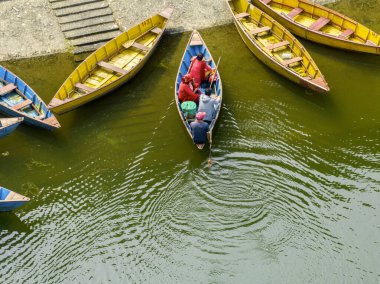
[[178, 73, 200, 104], [189, 53, 213, 86], [190, 112, 209, 145]]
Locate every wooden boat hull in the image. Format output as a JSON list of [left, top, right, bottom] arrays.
[[175, 31, 223, 149], [0, 66, 60, 130], [49, 8, 173, 114], [253, 0, 380, 54], [0, 117, 23, 137], [0, 186, 30, 212], [227, 0, 329, 93]]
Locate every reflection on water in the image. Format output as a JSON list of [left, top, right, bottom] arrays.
[[0, 2, 380, 282]]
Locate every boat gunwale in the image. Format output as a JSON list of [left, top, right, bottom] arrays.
[[227, 0, 329, 92], [174, 30, 223, 147], [49, 10, 172, 112], [257, 0, 380, 47]]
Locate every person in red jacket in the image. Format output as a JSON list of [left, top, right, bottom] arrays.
[[189, 53, 213, 86], [178, 74, 200, 104]]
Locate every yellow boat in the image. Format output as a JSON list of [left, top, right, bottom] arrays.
[[253, 0, 380, 54], [226, 0, 329, 93], [48, 8, 173, 114]]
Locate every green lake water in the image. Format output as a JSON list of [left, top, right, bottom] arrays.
[[1, 3, 380, 283]]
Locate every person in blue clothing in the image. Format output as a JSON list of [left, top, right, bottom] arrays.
[[190, 112, 209, 145], [198, 87, 220, 124]]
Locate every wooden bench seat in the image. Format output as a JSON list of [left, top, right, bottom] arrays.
[[309, 17, 330, 31], [150, 27, 162, 35], [287, 8, 303, 19], [0, 84, 17, 96], [251, 26, 271, 36], [266, 40, 289, 50], [235, 12, 250, 19], [282, 56, 303, 66], [338, 29, 354, 39], [131, 42, 150, 52], [190, 40, 203, 46], [75, 83, 95, 93], [13, 99, 32, 111], [97, 61, 127, 75], [262, 0, 272, 4], [5, 191, 15, 201]]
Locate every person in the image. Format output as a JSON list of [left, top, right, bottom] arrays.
[[189, 53, 213, 86], [190, 112, 209, 145], [178, 73, 200, 104], [198, 88, 220, 124]]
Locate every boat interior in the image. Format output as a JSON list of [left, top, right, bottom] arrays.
[[230, 0, 321, 81], [0, 188, 28, 202], [261, 0, 380, 45]]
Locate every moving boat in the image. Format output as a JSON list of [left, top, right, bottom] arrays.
[[253, 0, 380, 54], [0, 66, 60, 130], [0, 117, 23, 138], [226, 0, 329, 93], [48, 8, 173, 114], [175, 30, 223, 149], [0, 186, 30, 212]]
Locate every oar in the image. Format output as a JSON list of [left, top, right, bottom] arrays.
[[207, 132, 213, 167], [209, 56, 221, 88]]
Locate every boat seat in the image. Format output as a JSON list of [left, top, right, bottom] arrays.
[[309, 17, 330, 31], [13, 99, 32, 111], [338, 29, 354, 39], [287, 8, 303, 19], [75, 83, 95, 93], [366, 40, 377, 46], [282, 56, 303, 66], [5, 191, 15, 201], [97, 61, 127, 75], [235, 12, 250, 19], [150, 27, 162, 35], [262, 0, 272, 4], [266, 40, 289, 50], [0, 84, 17, 96], [251, 26, 271, 36], [131, 42, 150, 52]]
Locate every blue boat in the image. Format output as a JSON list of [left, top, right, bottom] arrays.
[[0, 66, 60, 130], [0, 117, 23, 138], [0, 186, 30, 212], [175, 30, 223, 149]]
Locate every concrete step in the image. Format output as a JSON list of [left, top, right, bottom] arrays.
[[73, 41, 108, 55], [55, 1, 109, 17], [64, 22, 119, 39], [70, 30, 121, 46], [58, 7, 112, 24], [51, 0, 102, 10], [61, 15, 115, 32]]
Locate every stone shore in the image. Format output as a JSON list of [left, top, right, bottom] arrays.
[[0, 0, 338, 61]]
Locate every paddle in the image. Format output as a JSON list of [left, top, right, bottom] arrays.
[[209, 56, 221, 88], [208, 135, 213, 167]]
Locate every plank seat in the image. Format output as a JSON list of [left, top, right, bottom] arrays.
[[97, 61, 127, 75], [150, 27, 162, 35], [190, 40, 203, 46], [266, 40, 289, 50], [287, 8, 303, 19], [235, 12, 250, 19], [338, 29, 354, 39], [262, 0, 272, 4], [131, 42, 150, 52], [309, 17, 330, 31], [13, 99, 32, 111], [366, 40, 377, 46], [0, 84, 17, 96], [310, 77, 326, 86], [251, 26, 271, 36], [282, 56, 303, 66], [75, 83, 95, 93], [5, 191, 15, 201]]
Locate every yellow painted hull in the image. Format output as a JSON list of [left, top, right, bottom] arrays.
[[49, 8, 173, 114], [227, 0, 329, 93], [253, 0, 380, 54]]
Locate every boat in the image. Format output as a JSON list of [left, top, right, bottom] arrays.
[[175, 30, 223, 150], [0, 117, 23, 138], [48, 8, 173, 114], [0, 186, 30, 212], [0, 66, 60, 130], [253, 0, 380, 54], [226, 0, 329, 93]]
